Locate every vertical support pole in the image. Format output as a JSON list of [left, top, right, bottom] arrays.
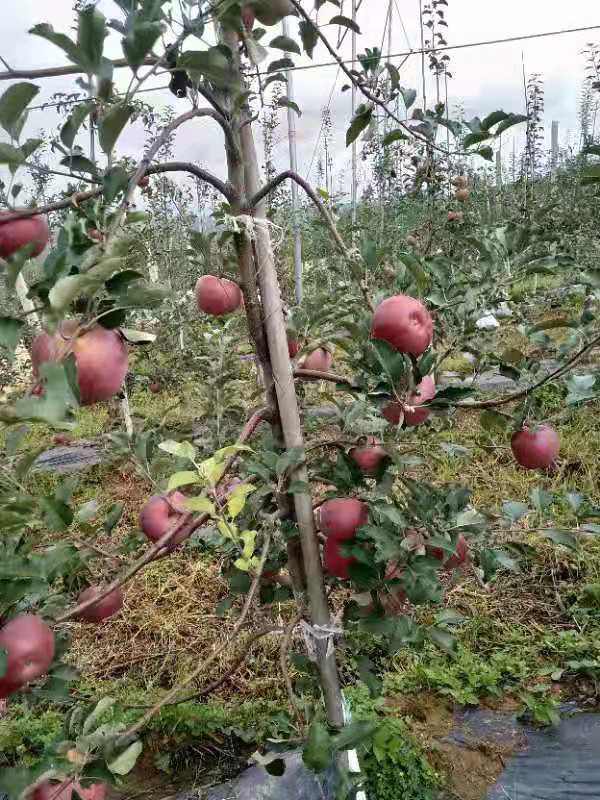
[[351, 0, 358, 231], [495, 149, 502, 188], [551, 120, 559, 172], [283, 18, 303, 305]]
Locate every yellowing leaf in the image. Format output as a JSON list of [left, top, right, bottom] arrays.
[[199, 456, 226, 486], [241, 529, 257, 559], [227, 483, 256, 519], [218, 518, 238, 540], [183, 496, 215, 515], [168, 470, 199, 491]]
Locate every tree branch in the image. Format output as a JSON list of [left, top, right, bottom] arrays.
[[288, 0, 458, 157], [294, 368, 357, 387], [0, 56, 156, 82], [454, 331, 600, 410], [119, 529, 272, 740], [248, 170, 374, 312], [55, 407, 269, 624], [0, 161, 234, 225]]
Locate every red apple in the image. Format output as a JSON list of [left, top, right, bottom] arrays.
[[0, 211, 49, 260], [139, 175, 149, 188], [149, 381, 161, 394], [455, 188, 470, 202], [447, 211, 464, 223], [428, 533, 469, 569], [319, 498, 368, 541], [32, 782, 73, 800], [76, 585, 124, 623], [511, 425, 560, 470], [140, 491, 189, 545], [0, 614, 55, 698], [195, 275, 242, 316], [74, 784, 106, 800], [378, 560, 407, 614], [382, 401, 403, 426], [300, 347, 333, 372], [88, 228, 103, 242], [288, 336, 301, 359], [371, 294, 433, 356], [323, 537, 355, 580], [404, 375, 436, 427], [241, 4, 256, 30], [31, 322, 128, 405], [349, 437, 387, 475]]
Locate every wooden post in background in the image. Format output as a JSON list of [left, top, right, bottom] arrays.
[[283, 17, 303, 304]]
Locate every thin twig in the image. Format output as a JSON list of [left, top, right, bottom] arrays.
[[119, 530, 272, 740], [454, 330, 600, 410], [280, 611, 304, 716]]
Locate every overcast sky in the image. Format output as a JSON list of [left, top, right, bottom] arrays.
[[1, 0, 599, 201]]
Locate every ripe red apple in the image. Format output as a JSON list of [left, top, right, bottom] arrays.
[[300, 347, 333, 372], [377, 560, 407, 615], [0, 614, 55, 698], [404, 375, 436, 427], [195, 275, 242, 316], [382, 401, 403, 426], [428, 533, 469, 569], [287, 336, 301, 359], [88, 228, 103, 241], [0, 211, 49, 259], [74, 784, 106, 800], [319, 498, 368, 541], [371, 295, 433, 356], [349, 437, 387, 475], [241, 4, 256, 30], [139, 175, 149, 188], [455, 188, 470, 202], [31, 323, 128, 406], [31, 782, 73, 800], [452, 175, 468, 189], [511, 425, 560, 470], [140, 491, 189, 545], [323, 537, 355, 580], [76, 585, 124, 623], [149, 381, 161, 394], [447, 211, 464, 223]]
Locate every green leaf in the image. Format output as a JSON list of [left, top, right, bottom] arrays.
[[276, 446, 305, 476], [108, 741, 143, 775], [29, 23, 81, 65], [15, 362, 78, 424], [122, 20, 164, 70], [502, 500, 530, 523], [299, 19, 319, 58], [303, 720, 333, 772], [0, 83, 39, 138], [372, 338, 406, 384], [428, 626, 457, 655], [83, 696, 115, 734], [333, 719, 378, 751], [269, 35, 300, 54], [103, 165, 130, 203], [400, 87, 417, 110], [0, 142, 24, 166], [60, 102, 92, 149], [103, 502, 124, 533], [329, 15, 360, 33], [167, 470, 200, 491], [277, 96, 301, 116], [383, 128, 409, 146], [542, 529, 578, 550], [159, 439, 197, 461], [346, 104, 372, 146], [480, 409, 508, 433], [77, 6, 107, 74], [59, 154, 98, 176], [40, 497, 74, 532], [463, 131, 491, 148], [477, 146, 494, 162], [183, 496, 215, 515], [48, 257, 124, 311], [0, 317, 25, 357], [99, 103, 134, 154]]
